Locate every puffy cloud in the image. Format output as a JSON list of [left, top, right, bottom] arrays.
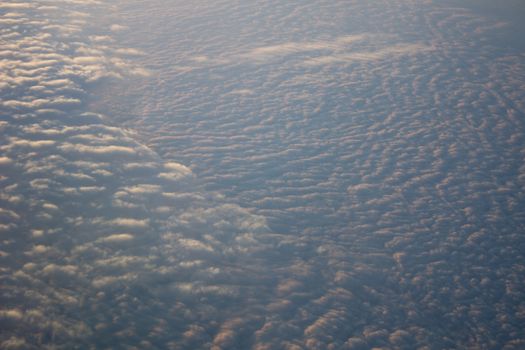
[[42, 263, 78, 277], [5, 138, 56, 149], [96, 233, 134, 243], [121, 184, 162, 194], [0, 337, 27, 350], [105, 218, 150, 228], [177, 238, 214, 252], [110, 24, 128, 32], [164, 161, 192, 173], [241, 35, 367, 61], [302, 43, 431, 66], [0, 157, 13, 165], [58, 143, 137, 155], [0, 309, 24, 321]]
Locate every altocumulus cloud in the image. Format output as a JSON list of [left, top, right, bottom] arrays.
[[89, 0, 525, 348], [2, 0, 525, 349], [0, 1, 287, 349]]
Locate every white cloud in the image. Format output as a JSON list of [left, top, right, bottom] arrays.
[[177, 238, 214, 252], [0, 157, 13, 165], [0, 3, 34, 10], [301, 43, 431, 66], [106, 218, 150, 228], [110, 24, 128, 32], [97, 233, 134, 243], [6, 138, 56, 149], [42, 263, 78, 276], [0, 309, 23, 320], [78, 186, 106, 193], [59, 143, 137, 155], [122, 184, 162, 194], [92, 273, 137, 288], [242, 35, 367, 61]]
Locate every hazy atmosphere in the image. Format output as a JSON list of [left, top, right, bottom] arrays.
[[1, 0, 524, 349]]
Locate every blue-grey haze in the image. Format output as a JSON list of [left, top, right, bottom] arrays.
[[1, 0, 524, 349]]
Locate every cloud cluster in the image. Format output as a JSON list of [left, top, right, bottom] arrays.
[[0, 1, 283, 348], [93, 0, 525, 348]]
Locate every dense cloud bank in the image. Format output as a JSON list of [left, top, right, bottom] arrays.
[[2, 0, 525, 349], [0, 1, 281, 348]]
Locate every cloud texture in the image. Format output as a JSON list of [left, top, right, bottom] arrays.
[[1, 0, 525, 349]]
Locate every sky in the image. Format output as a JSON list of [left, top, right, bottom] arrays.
[[1, 0, 525, 349]]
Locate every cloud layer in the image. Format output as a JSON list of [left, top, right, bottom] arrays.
[[2, 0, 525, 349], [98, 0, 525, 348], [0, 1, 282, 348]]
